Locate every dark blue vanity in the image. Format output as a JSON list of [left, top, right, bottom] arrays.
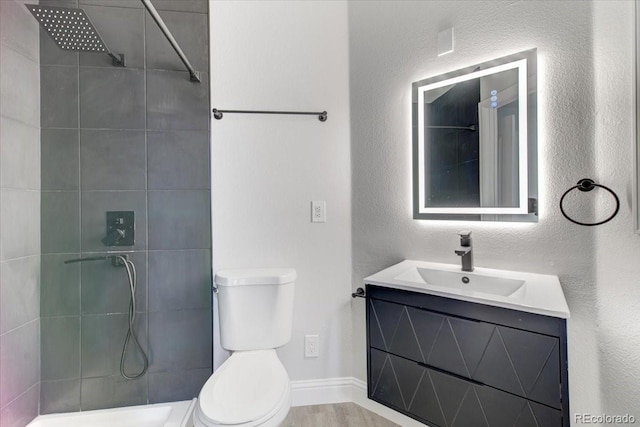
[[366, 284, 569, 427]]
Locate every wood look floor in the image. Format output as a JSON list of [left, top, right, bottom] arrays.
[[281, 403, 400, 427]]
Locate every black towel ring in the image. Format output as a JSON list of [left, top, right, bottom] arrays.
[[559, 178, 619, 226]]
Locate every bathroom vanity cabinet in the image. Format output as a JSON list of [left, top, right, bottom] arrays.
[[366, 285, 569, 427]]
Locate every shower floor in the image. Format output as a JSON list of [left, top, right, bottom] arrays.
[[27, 399, 196, 427]]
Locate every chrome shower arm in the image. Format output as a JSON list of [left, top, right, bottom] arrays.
[[140, 0, 201, 82], [107, 52, 126, 67], [64, 256, 109, 264], [64, 254, 129, 267]]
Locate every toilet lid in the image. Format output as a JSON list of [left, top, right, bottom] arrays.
[[198, 350, 289, 425]]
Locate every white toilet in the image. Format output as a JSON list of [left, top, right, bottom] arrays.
[[193, 268, 296, 427]]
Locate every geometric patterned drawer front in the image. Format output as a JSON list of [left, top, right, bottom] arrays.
[[368, 298, 561, 409], [474, 325, 560, 409], [369, 348, 562, 427]]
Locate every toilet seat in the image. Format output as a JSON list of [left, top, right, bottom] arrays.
[[195, 349, 291, 426]]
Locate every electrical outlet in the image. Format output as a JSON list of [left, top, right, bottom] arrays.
[[311, 201, 326, 223], [304, 334, 319, 358]]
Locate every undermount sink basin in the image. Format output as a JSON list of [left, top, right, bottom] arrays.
[[364, 260, 570, 318], [394, 267, 525, 297]]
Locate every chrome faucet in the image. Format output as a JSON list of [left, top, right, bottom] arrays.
[[455, 231, 474, 272]]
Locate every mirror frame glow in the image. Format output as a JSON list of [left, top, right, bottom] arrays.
[[412, 49, 537, 221]]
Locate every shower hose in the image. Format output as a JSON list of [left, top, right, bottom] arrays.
[[115, 255, 149, 380]]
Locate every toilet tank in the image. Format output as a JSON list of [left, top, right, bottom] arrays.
[[215, 268, 296, 351]]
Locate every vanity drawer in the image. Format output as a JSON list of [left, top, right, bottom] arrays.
[[369, 348, 562, 427], [368, 297, 561, 409]]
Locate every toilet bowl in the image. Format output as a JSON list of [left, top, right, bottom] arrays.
[[193, 350, 291, 427], [194, 269, 296, 427]]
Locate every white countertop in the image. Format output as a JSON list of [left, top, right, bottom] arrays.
[[363, 260, 570, 319]]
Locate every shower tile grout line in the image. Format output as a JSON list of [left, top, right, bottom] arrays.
[[0, 317, 40, 340], [143, 7, 151, 403], [0, 381, 40, 414], [75, 36, 83, 411], [41, 127, 209, 132]]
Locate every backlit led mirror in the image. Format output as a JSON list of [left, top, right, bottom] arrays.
[[412, 49, 537, 222]]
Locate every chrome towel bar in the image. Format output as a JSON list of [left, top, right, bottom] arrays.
[[351, 287, 366, 299], [212, 108, 327, 122]]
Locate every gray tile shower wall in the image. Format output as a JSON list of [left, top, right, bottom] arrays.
[[0, 0, 42, 426], [39, 0, 212, 413]]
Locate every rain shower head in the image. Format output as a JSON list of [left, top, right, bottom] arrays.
[[26, 4, 125, 67]]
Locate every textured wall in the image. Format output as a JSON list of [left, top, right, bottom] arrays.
[[348, 0, 637, 419], [0, 0, 42, 425], [39, 0, 212, 413], [210, 1, 352, 381], [591, 1, 640, 420]]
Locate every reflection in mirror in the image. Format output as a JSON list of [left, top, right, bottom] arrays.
[[412, 49, 537, 222]]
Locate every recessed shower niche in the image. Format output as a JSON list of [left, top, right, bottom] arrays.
[[412, 49, 538, 222]]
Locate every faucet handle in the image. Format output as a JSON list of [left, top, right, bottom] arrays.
[[458, 230, 472, 247]]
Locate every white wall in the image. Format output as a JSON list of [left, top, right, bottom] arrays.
[[592, 1, 640, 420], [210, 0, 640, 420], [349, 0, 637, 420], [209, 1, 352, 381]]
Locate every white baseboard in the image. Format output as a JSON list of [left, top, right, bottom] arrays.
[[290, 377, 426, 426], [290, 377, 355, 407]]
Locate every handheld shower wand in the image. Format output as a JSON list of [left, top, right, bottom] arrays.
[[64, 255, 149, 379]]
